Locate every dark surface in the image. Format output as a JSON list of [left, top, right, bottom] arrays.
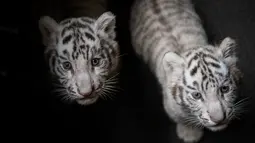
[[1, 0, 255, 142]]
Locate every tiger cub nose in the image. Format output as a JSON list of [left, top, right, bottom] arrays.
[[78, 86, 94, 97], [209, 113, 226, 124]]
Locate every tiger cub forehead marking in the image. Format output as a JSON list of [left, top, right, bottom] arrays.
[[183, 48, 229, 91], [60, 18, 97, 43], [61, 20, 95, 35], [56, 18, 101, 62]]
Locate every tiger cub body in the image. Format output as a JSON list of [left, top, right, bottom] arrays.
[[39, 0, 120, 106], [130, 0, 241, 142]]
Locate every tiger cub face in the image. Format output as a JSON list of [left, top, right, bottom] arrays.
[[163, 37, 242, 131], [39, 12, 120, 106]]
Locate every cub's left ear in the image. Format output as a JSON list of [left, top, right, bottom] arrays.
[[95, 12, 116, 39], [218, 37, 238, 66]]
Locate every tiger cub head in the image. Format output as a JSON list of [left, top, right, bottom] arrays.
[[39, 12, 120, 106], [163, 37, 242, 131]]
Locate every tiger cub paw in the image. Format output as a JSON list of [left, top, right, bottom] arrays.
[[176, 124, 203, 143]]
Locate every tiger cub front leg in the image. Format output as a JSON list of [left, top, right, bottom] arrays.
[[176, 123, 204, 143]]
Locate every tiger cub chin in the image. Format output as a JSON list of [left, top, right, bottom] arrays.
[[130, 0, 242, 142], [39, 11, 120, 106]]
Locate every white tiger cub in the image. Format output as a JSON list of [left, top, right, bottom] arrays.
[[39, 8, 120, 105], [130, 0, 242, 142]]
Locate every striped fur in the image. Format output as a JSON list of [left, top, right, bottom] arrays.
[[130, 0, 242, 142], [39, 12, 120, 106]]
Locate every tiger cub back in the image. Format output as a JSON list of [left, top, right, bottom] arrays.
[[130, 0, 207, 74], [130, 0, 242, 142]]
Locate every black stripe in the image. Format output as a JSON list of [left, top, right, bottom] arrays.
[[78, 48, 82, 54], [101, 53, 106, 58], [186, 97, 195, 106], [190, 66, 198, 76], [61, 26, 73, 37], [201, 79, 205, 92], [75, 53, 79, 60], [82, 50, 86, 59], [152, 0, 161, 14], [202, 64, 207, 71], [208, 68, 213, 74], [68, 86, 75, 94], [85, 32, 95, 41], [208, 62, 221, 68], [185, 51, 192, 57], [61, 19, 71, 25], [56, 67, 65, 76], [59, 56, 67, 60], [86, 45, 90, 60], [200, 69, 205, 76], [193, 81, 198, 89], [80, 45, 85, 49], [62, 35, 72, 44], [87, 26, 94, 34], [187, 85, 196, 90], [204, 54, 219, 62], [206, 82, 209, 90], [63, 79, 68, 85], [215, 71, 223, 77], [71, 21, 87, 29], [188, 55, 199, 68], [63, 50, 70, 60], [73, 42, 77, 53], [187, 58, 193, 68], [81, 36, 86, 43], [202, 75, 207, 80], [81, 18, 94, 24], [72, 42, 78, 60], [204, 48, 214, 53], [183, 77, 187, 85], [72, 51, 75, 60], [223, 46, 234, 58]]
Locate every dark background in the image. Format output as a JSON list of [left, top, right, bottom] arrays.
[[1, 0, 254, 142]]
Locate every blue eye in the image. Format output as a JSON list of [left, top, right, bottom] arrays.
[[62, 61, 72, 70], [192, 92, 202, 100], [220, 85, 230, 93], [91, 58, 101, 66]]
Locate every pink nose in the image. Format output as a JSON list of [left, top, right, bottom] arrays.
[[78, 87, 93, 97], [209, 112, 226, 124]]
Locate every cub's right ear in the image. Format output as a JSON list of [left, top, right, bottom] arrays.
[[38, 16, 59, 46], [163, 52, 185, 73], [163, 52, 185, 82]]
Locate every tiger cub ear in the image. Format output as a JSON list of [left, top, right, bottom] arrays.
[[218, 37, 242, 84], [218, 37, 238, 67], [163, 52, 185, 74], [95, 12, 116, 39], [39, 16, 60, 46]]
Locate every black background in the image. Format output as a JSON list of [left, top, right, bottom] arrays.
[[1, 0, 255, 142]]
